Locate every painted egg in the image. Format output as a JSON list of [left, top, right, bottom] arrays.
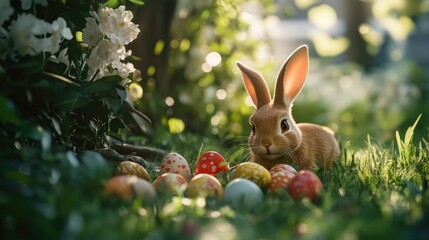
[[160, 152, 192, 180], [186, 173, 223, 200], [152, 173, 187, 195], [267, 170, 296, 194], [269, 164, 297, 175], [104, 175, 156, 201], [223, 178, 264, 209], [194, 151, 230, 176], [287, 170, 322, 203], [234, 162, 271, 188], [116, 161, 151, 181]]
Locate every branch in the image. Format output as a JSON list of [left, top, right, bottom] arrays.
[[110, 142, 168, 159], [93, 148, 148, 167]]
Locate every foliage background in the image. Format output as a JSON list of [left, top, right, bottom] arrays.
[[1, 0, 429, 239], [123, 0, 429, 150]]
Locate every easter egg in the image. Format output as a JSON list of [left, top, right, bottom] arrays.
[[153, 173, 187, 195], [116, 161, 151, 181], [104, 175, 156, 201], [267, 170, 296, 194], [186, 173, 223, 200], [287, 170, 322, 203], [194, 151, 230, 176], [223, 178, 264, 209], [234, 162, 271, 188], [161, 152, 192, 180], [269, 164, 297, 175]]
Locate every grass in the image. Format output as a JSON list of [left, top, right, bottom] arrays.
[[1, 120, 429, 239]]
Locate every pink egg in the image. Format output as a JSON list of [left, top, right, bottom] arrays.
[[160, 152, 192, 180], [287, 170, 322, 203]]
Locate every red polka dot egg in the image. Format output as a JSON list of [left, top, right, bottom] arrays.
[[267, 170, 296, 195], [160, 152, 192, 180]]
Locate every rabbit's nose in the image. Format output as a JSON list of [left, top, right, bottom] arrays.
[[263, 144, 272, 154]]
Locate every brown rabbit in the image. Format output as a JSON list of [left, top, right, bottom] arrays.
[[237, 45, 340, 171]]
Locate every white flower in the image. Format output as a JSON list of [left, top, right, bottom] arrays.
[[112, 61, 135, 79], [50, 48, 70, 67], [44, 17, 72, 54], [98, 5, 140, 45], [9, 14, 49, 56], [52, 17, 73, 41], [9, 14, 72, 56], [82, 17, 102, 47], [0, 0, 14, 26], [20, 0, 48, 10]]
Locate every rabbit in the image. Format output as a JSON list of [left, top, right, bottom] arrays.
[[236, 45, 340, 171]]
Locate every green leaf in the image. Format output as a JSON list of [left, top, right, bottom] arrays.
[[80, 76, 122, 95], [8, 60, 43, 74], [105, 0, 120, 8], [404, 114, 421, 146], [0, 95, 20, 125], [54, 91, 92, 111], [44, 72, 81, 87], [129, 0, 144, 5], [395, 130, 403, 154]]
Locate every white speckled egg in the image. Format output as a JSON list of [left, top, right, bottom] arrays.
[[223, 178, 264, 209], [161, 152, 192, 180], [269, 164, 297, 176], [234, 162, 271, 188]]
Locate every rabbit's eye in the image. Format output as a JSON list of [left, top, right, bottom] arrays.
[[280, 119, 289, 133]]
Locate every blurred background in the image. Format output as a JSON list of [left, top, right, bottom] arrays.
[[127, 0, 429, 148]]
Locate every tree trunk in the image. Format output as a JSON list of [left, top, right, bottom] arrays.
[[344, 0, 372, 69], [129, 0, 177, 96]]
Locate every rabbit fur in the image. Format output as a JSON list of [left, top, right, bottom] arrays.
[[237, 45, 340, 171]]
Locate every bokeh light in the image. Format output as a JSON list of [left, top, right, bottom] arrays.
[[216, 89, 227, 100], [168, 118, 185, 134], [206, 52, 222, 67], [307, 4, 337, 30], [201, 62, 212, 73], [165, 96, 175, 107], [129, 83, 143, 101]]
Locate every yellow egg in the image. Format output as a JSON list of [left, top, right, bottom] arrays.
[[186, 174, 223, 200], [234, 162, 271, 188], [116, 161, 151, 181]]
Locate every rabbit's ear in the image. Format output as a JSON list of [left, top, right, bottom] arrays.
[[237, 61, 271, 108], [273, 45, 309, 107]]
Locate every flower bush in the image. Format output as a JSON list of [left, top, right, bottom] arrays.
[[0, 0, 147, 149]]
